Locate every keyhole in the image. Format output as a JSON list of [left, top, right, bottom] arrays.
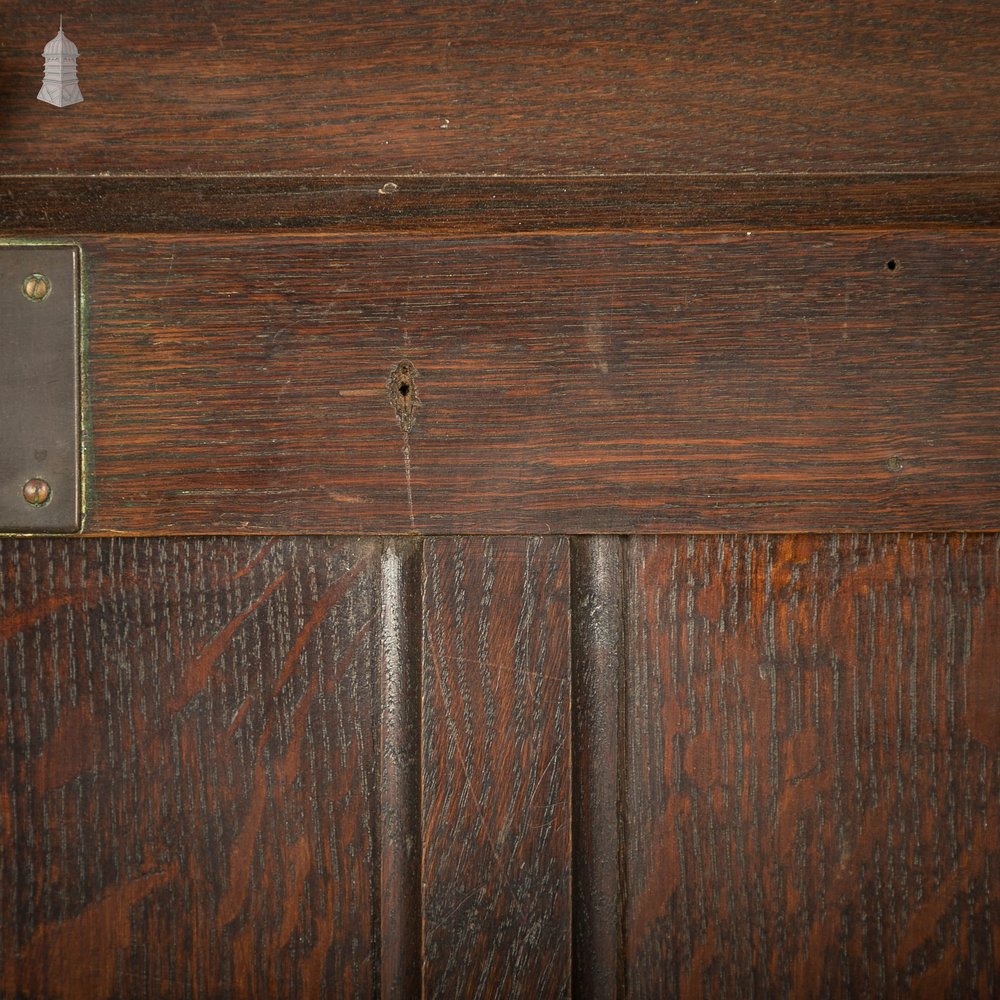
[[388, 361, 419, 431]]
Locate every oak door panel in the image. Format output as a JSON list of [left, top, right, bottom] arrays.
[[1, 2, 998, 174], [0, 537, 380, 1000], [421, 536, 572, 998], [624, 534, 1000, 999], [3, 533, 997, 997], [64, 231, 1000, 535]]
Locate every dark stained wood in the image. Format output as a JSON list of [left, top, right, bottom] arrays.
[[0, 536, 381, 999], [3, 1, 998, 995], [71, 231, 1000, 535], [570, 536, 625, 1000], [3, 175, 1000, 235], [421, 536, 571, 997], [3, 532, 997, 995], [378, 537, 422, 999], [623, 533, 1000, 998], [1, 2, 999, 176]]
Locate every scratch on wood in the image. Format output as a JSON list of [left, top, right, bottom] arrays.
[[388, 361, 419, 530], [401, 437, 415, 531]]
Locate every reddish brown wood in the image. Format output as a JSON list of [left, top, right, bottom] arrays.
[[0, 537, 380, 999], [3, 175, 999, 235], [71, 231, 1000, 535], [421, 536, 572, 997], [3, 532, 997, 995], [570, 536, 625, 999], [623, 533, 1000, 998], [1, 2, 998, 175], [2, 3, 997, 996]]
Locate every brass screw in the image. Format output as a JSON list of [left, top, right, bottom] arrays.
[[22, 273, 51, 301], [23, 478, 52, 506]]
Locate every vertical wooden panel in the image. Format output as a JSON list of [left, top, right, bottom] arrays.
[[624, 534, 1000, 998], [570, 536, 625, 999], [378, 538, 423, 998], [421, 536, 572, 998], [0, 537, 380, 1000]]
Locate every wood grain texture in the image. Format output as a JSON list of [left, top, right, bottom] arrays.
[[378, 538, 422, 999], [624, 534, 1000, 998], [570, 536, 625, 1000], [1, 2, 998, 175], [421, 536, 571, 998], [70, 231, 1000, 535], [0, 536, 380, 999], [3, 175, 1000, 235]]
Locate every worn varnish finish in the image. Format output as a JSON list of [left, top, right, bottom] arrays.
[[377, 539, 422, 999], [624, 534, 1000, 998], [421, 537, 572, 997], [1, 2, 998, 175], [0, 537, 380, 999], [3, 2, 998, 994], [73, 231, 1000, 535], [3, 175, 1000, 235], [570, 536, 625, 1000]]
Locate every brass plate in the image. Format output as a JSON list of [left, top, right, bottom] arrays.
[[0, 245, 81, 533]]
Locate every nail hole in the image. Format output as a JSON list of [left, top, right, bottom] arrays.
[[885, 259, 898, 272], [399, 382, 410, 396]]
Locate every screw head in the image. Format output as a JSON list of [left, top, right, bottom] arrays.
[[22, 273, 51, 301], [23, 478, 52, 506]]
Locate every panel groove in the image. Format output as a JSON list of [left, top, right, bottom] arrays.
[[569, 536, 626, 999], [4, 175, 999, 235], [616, 538, 631, 1000], [378, 538, 423, 1000]]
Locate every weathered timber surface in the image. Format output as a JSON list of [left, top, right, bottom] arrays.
[[623, 533, 1000, 998], [65, 231, 1000, 535], [0, 536, 381, 999], [2, 533, 998, 996], [421, 536, 572, 998], [0, 2, 998, 175], [2, 175, 999, 235]]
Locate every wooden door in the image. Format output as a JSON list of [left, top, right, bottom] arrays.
[[2, 3, 998, 998]]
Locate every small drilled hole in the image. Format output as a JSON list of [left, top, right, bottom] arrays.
[[399, 382, 410, 396], [885, 259, 897, 271]]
